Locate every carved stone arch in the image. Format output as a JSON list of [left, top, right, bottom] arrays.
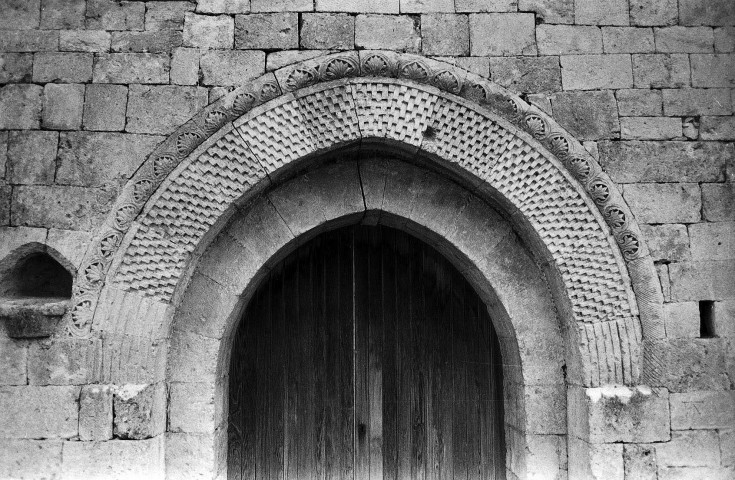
[[66, 51, 664, 389]]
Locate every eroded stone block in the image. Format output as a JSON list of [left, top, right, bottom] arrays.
[[93, 53, 170, 84], [489, 56, 561, 93], [0, 53, 33, 83], [623, 183, 701, 224], [126, 85, 207, 135], [235, 12, 298, 49], [469, 13, 537, 56], [0, 84, 42, 130], [356, 14, 421, 52], [550, 90, 619, 140], [0, 439, 62, 479], [86, 0, 145, 30], [79, 384, 113, 440], [41, 0, 85, 29], [28, 338, 102, 385], [560, 54, 633, 90], [199, 50, 265, 86], [113, 383, 167, 439], [301, 13, 355, 50], [670, 390, 735, 430], [61, 437, 164, 479], [42, 83, 84, 130], [7, 130, 58, 185], [0, 385, 80, 439], [632, 53, 690, 88], [183, 13, 234, 49], [640, 224, 690, 262]]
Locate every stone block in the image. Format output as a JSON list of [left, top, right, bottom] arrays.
[[46, 228, 91, 270], [722, 429, 735, 467], [41, 0, 85, 29], [630, 0, 677, 26], [113, 383, 167, 439], [640, 224, 690, 262], [670, 390, 735, 430], [569, 386, 671, 443], [86, 0, 145, 30], [560, 54, 633, 90], [469, 13, 537, 56], [691, 54, 735, 87], [0, 84, 42, 130], [489, 56, 561, 93], [111, 30, 183, 53], [658, 338, 731, 391], [126, 85, 207, 135], [518, 0, 573, 24], [28, 338, 102, 385], [356, 14, 421, 52], [7, 130, 58, 185], [266, 49, 334, 71], [196, 0, 251, 14], [616, 89, 662, 116], [603, 27, 655, 53], [11, 185, 109, 230], [0, 30, 59, 53], [525, 384, 567, 435], [623, 183, 701, 223], [166, 432, 226, 480], [61, 437, 164, 479], [715, 26, 735, 52], [301, 13, 355, 50], [670, 261, 735, 302], [657, 263, 671, 302], [623, 444, 658, 480], [183, 13, 234, 49], [57, 132, 164, 187], [59, 30, 111, 52], [0, 132, 5, 180], [550, 90, 619, 140], [169, 382, 223, 433], [659, 466, 735, 480], [663, 88, 732, 116], [0, 385, 80, 439], [575, 0, 628, 25], [0, 53, 33, 83], [525, 434, 567, 479], [433, 55, 489, 76], [0, 439, 62, 479], [200, 50, 265, 86], [79, 384, 114, 440], [703, 183, 735, 222], [401, 0, 455, 12], [0, 335, 26, 385], [145, 1, 195, 30], [253, 0, 313, 11], [171, 47, 200, 86], [235, 13, 298, 49], [0, 187, 9, 226], [419, 14, 468, 56], [679, 0, 735, 26], [93, 53, 169, 84], [701, 116, 735, 141], [1, 0, 40, 29], [689, 222, 735, 260], [663, 301, 699, 338], [654, 26, 715, 53], [599, 140, 730, 183], [621, 116, 682, 140], [654, 430, 720, 467], [632, 53, 690, 88], [33, 52, 93, 83], [42, 83, 84, 130], [536, 25, 603, 55], [315, 0, 399, 13], [568, 438, 624, 480], [715, 301, 735, 338], [82, 84, 128, 132], [168, 331, 222, 384]]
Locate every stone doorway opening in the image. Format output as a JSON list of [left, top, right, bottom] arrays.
[[227, 224, 505, 480]]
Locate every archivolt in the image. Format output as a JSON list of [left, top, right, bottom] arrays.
[[66, 51, 664, 386]]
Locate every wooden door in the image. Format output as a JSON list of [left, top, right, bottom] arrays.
[[227, 225, 505, 480]]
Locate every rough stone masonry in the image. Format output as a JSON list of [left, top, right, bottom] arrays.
[[0, 0, 733, 479]]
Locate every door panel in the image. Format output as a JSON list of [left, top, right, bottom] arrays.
[[228, 225, 505, 480]]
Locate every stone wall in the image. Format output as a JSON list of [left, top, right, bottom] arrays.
[[0, 0, 733, 479]]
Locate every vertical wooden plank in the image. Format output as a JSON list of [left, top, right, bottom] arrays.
[[301, 244, 317, 480], [267, 265, 285, 480], [312, 235, 327, 480], [409, 236, 427, 480], [476, 295, 494, 480], [381, 228, 398, 480], [452, 274, 469, 480], [365, 227, 384, 480], [255, 280, 272, 480], [394, 230, 413, 480], [491, 314, 506, 480], [466, 292, 483, 480], [339, 228, 355, 480], [284, 251, 300, 480], [354, 227, 371, 480]]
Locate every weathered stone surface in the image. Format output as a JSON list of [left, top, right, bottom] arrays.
[[632, 53, 690, 88], [7, 130, 58, 185], [183, 13, 234, 49], [0, 132, 6, 180], [654, 430, 721, 467], [42, 83, 84, 130], [689, 222, 735, 260], [266, 49, 334, 71], [630, 0, 677, 26], [569, 438, 624, 480], [0, 84, 42, 130], [253, 0, 313, 11], [56, 132, 163, 187], [0, 439, 62, 479], [525, 384, 567, 434], [0, 30, 59, 53], [599, 140, 730, 183], [235, 13, 298, 49], [691, 54, 735, 88], [657, 263, 671, 302], [27, 339, 102, 385], [165, 432, 225, 480], [79, 384, 113, 441], [658, 338, 731, 391], [663, 301, 699, 338], [561, 54, 633, 90], [59, 30, 111, 52], [168, 331, 222, 384], [32, 52, 93, 83], [701, 116, 735, 141], [0, 386, 80, 439], [703, 184, 735, 222], [654, 27, 715, 53], [11, 185, 110, 230], [659, 466, 735, 480], [669, 261, 735, 302], [145, 1, 195, 30], [623, 444, 658, 480], [640, 224, 690, 262], [621, 116, 682, 140], [0, 334, 27, 385], [616, 89, 662, 116], [722, 429, 735, 467], [420, 14, 469, 55], [82, 84, 128, 131], [489, 56, 561, 93], [111, 30, 183, 53], [199, 50, 265, 86], [126, 85, 207, 135], [670, 390, 735, 430], [170, 47, 200, 86], [715, 26, 735, 52], [663, 88, 732, 116], [86, 0, 145, 31], [518, 0, 573, 24], [575, 0, 628, 25], [715, 300, 735, 338], [536, 25, 603, 54], [0, 53, 33, 83], [169, 382, 221, 433], [470, 13, 537, 56], [61, 437, 164, 479], [679, 0, 735, 26], [46, 228, 90, 270], [93, 53, 169, 84], [113, 383, 166, 439], [301, 13, 355, 50], [0, 0, 40, 29], [623, 183, 701, 223], [41, 0, 86, 29], [433, 55, 489, 76], [401, 0, 454, 12], [524, 434, 567, 479], [315, 0, 399, 13], [603, 27, 655, 53], [0, 187, 9, 226], [550, 90, 619, 140], [356, 14, 421, 52], [196, 0, 251, 14]]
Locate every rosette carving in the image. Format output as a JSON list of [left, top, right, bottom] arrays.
[[362, 54, 391, 77], [285, 68, 317, 90], [204, 110, 228, 135], [568, 156, 593, 181], [524, 113, 549, 139], [615, 231, 642, 260], [548, 133, 570, 158], [432, 70, 461, 94], [461, 82, 488, 103], [588, 178, 611, 205], [232, 92, 256, 115], [98, 232, 122, 260], [152, 155, 177, 180], [132, 179, 154, 203], [259, 82, 279, 102], [604, 205, 628, 230], [176, 131, 201, 156], [399, 60, 431, 82], [113, 204, 138, 230], [321, 57, 358, 81]]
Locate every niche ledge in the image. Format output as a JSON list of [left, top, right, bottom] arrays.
[[0, 297, 69, 338]]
